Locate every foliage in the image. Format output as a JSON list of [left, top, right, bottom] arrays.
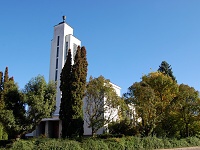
[[2, 136, 200, 150], [70, 46, 88, 137], [59, 49, 73, 138], [158, 61, 176, 81], [59, 46, 88, 137], [0, 67, 12, 140], [125, 72, 178, 136], [10, 140, 34, 150], [109, 119, 137, 136], [84, 76, 122, 136], [81, 138, 108, 150], [104, 138, 126, 150], [0, 75, 56, 139], [174, 84, 200, 137]]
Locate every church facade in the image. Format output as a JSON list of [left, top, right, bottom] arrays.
[[30, 17, 121, 138]]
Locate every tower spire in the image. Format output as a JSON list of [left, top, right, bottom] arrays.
[[62, 16, 66, 23]]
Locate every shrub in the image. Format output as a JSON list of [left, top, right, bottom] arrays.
[[186, 136, 200, 146], [162, 138, 172, 148], [168, 138, 189, 148], [81, 138, 108, 150], [108, 119, 137, 136], [34, 138, 82, 150], [104, 138, 125, 150], [10, 140, 34, 150], [124, 136, 143, 149]]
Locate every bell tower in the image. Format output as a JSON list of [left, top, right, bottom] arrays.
[[49, 16, 81, 116]]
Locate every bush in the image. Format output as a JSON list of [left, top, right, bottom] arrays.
[[2, 136, 200, 150], [104, 138, 125, 150], [108, 119, 137, 136], [142, 136, 164, 149], [34, 138, 82, 150], [124, 136, 143, 149], [162, 138, 172, 148], [81, 138, 108, 150], [10, 140, 34, 150], [186, 136, 200, 146], [168, 138, 189, 148]]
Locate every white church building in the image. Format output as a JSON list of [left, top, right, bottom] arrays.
[[32, 17, 121, 138]]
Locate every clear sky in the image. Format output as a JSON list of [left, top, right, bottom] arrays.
[[1, 0, 200, 95]]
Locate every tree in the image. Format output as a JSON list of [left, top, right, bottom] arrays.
[[59, 49, 73, 138], [158, 61, 176, 81], [125, 72, 178, 136], [84, 76, 122, 136], [0, 71, 2, 91], [0, 70, 7, 140], [175, 84, 200, 137], [70, 46, 88, 136], [0, 75, 56, 139]]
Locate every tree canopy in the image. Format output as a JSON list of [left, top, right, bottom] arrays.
[[84, 76, 122, 136], [125, 72, 178, 136], [0, 75, 56, 139]]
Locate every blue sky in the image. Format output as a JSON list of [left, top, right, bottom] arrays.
[[1, 0, 200, 95]]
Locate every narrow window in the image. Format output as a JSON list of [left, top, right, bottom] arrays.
[[55, 70, 58, 81], [65, 42, 68, 60], [56, 47, 59, 57], [56, 58, 58, 69], [73, 43, 77, 59], [57, 36, 60, 46]]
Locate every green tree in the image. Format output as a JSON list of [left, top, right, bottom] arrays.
[[0, 71, 2, 91], [125, 72, 178, 136], [0, 70, 8, 140], [0, 75, 56, 139], [70, 46, 88, 136], [3, 67, 9, 85], [175, 84, 200, 137], [84, 76, 122, 136], [59, 49, 73, 138], [158, 61, 176, 81]]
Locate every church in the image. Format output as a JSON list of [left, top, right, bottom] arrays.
[[30, 16, 121, 138]]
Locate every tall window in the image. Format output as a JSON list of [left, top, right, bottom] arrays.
[[57, 36, 60, 46], [56, 47, 59, 57], [73, 43, 77, 59], [56, 58, 58, 69], [65, 42, 68, 61], [55, 70, 58, 81]]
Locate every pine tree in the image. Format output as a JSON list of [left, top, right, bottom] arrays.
[[158, 61, 176, 81], [59, 49, 73, 138]]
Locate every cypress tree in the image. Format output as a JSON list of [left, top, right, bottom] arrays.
[[59, 49, 73, 138], [0, 72, 3, 109], [4, 67, 9, 84], [3, 67, 9, 91], [0, 72, 3, 92], [70, 46, 88, 136]]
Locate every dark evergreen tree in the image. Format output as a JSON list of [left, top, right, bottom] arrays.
[[0, 72, 3, 92], [158, 61, 176, 81], [0, 72, 3, 108], [70, 46, 88, 137], [3, 67, 9, 86], [59, 49, 73, 138]]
